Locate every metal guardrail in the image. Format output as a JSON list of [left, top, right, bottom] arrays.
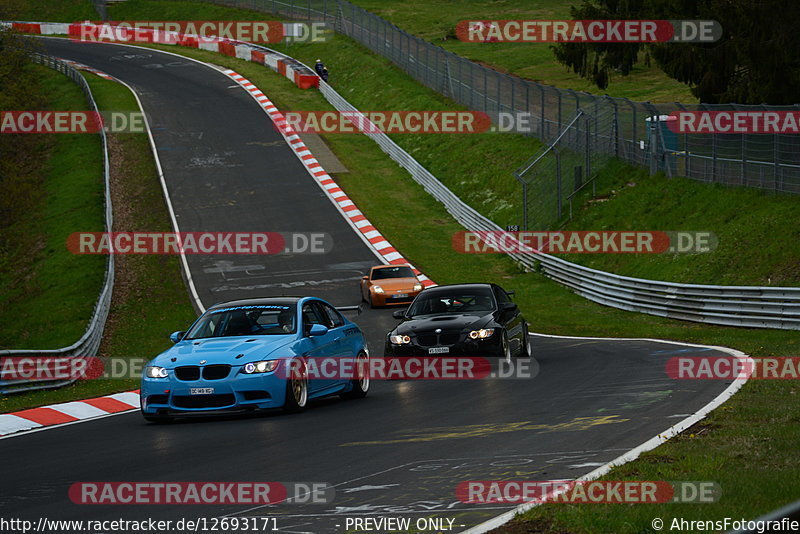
[[311, 70, 800, 330], [0, 54, 114, 394]]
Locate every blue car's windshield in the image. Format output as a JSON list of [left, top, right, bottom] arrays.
[[184, 304, 297, 339]]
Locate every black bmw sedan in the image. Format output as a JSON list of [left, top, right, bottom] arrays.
[[384, 283, 531, 359]]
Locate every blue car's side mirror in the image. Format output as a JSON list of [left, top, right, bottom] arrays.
[[169, 331, 186, 343], [308, 324, 329, 337]]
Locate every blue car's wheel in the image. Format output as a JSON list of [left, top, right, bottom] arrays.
[[341, 352, 370, 400], [284, 358, 308, 413]]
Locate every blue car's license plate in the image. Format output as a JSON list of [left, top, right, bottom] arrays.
[[190, 388, 214, 395]]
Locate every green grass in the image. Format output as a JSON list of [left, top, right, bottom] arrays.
[[65, 34, 800, 531], [347, 0, 697, 103], [0, 72, 197, 412], [5, 0, 96, 21], [0, 64, 106, 350]]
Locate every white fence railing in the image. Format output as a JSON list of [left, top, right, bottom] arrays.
[[0, 54, 114, 394]]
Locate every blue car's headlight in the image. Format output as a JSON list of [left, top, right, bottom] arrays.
[[145, 366, 168, 378], [242, 360, 279, 374]]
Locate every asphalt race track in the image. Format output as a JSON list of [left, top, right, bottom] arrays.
[[0, 38, 736, 533]]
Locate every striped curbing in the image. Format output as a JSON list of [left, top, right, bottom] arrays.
[[223, 68, 437, 288], [0, 391, 140, 438]]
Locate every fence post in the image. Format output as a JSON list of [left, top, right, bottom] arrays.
[[540, 86, 546, 140], [584, 113, 591, 179], [556, 150, 563, 220]]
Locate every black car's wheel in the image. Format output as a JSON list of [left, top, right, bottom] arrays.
[[283, 358, 308, 413], [341, 352, 370, 399], [518, 323, 532, 357], [500, 331, 511, 361]]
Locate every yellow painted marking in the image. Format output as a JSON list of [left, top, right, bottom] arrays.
[[341, 415, 629, 446]]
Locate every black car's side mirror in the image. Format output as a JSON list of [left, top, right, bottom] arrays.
[[500, 302, 518, 313], [392, 309, 407, 320]]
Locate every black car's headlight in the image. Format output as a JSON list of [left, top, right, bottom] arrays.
[[242, 360, 279, 374], [468, 328, 495, 339], [145, 366, 168, 378], [389, 334, 411, 345]]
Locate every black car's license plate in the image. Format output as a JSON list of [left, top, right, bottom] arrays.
[[428, 347, 449, 354]]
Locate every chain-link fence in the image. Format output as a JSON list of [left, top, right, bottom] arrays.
[[515, 108, 616, 230], [195, 0, 800, 197]]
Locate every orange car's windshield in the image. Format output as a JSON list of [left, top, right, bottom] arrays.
[[371, 266, 415, 280]]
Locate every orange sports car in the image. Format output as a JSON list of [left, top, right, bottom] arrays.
[[360, 264, 424, 307]]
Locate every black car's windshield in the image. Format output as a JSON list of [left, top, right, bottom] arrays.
[[184, 304, 297, 339], [407, 287, 495, 317], [371, 266, 416, 280]]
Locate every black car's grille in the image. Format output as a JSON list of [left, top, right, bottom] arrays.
[[172, 394, 236, 409], [416, 334, 437, 347], [439, 333, 461, 345], [175, 366, 200, 381], [414, 332, 461, 347], [202, 364, 231, 380]]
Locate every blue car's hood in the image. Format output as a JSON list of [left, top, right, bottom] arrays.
[[151, 335, 296, 367]]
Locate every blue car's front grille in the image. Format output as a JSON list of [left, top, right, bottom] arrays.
[[172, 394, 236, 409], [202, 365, 231, 380], [174, 365, 231, 381], [175, 366, 200, 381]]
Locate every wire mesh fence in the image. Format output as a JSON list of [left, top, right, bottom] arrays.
[[195, 0, 800, 198], [515, 108, 615, 230]]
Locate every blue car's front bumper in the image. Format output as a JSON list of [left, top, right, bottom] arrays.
[[140, 371, 289, 415]]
